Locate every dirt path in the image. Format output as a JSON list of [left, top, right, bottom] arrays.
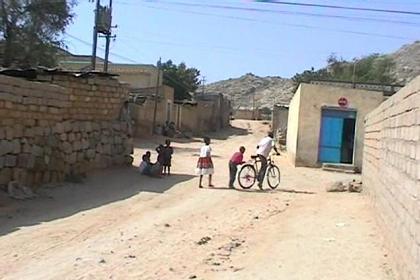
[[0, 120, 394, 280]]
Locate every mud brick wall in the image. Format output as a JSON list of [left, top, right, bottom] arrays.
[[0, 74, 133, 189], [363, 76, 420, 280]]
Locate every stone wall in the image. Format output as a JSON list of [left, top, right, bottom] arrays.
[[363, 76, 420, 280], [0, 72, 133, 189]]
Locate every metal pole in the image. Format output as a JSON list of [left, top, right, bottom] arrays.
[[201, 76, 206, 94], [352, 59, 357, 88], [252, 92, 255, 120], [91, 0, 100, 70], [152, 58, 162, 134], [104, 35, 110, 72], [104, 0, 112, 72]]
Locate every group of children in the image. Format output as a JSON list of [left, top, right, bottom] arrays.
[[138, 137, 249, 189], [139, 139, 174, 177], [195, 137, 246, 189]]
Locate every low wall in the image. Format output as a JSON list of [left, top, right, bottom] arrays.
[[363, 76, 420, 280], [0, 73, 133, 189]]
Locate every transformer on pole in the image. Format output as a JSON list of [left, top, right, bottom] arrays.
[[91, 0, 114, 72]]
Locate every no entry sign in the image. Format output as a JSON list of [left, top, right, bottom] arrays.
[[338, 97, 348, 107]]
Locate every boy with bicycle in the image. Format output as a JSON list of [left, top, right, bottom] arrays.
[[256, 132, 280, 189], [228, 146, 246, 189]]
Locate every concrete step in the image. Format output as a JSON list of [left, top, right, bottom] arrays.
[[322, 163, 358, 174]]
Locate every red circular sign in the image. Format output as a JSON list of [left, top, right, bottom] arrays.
[[338, 97, 348, 107]]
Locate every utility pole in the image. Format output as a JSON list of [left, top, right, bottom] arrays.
[[91, 0, 100, 70], [352, 58, 358, 88], [201, 76, 206, 94], [252, 92, 256, 120], [103, 0, 113, 72], [152, 58, 162, 134]]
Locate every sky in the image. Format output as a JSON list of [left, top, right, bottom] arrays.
[[64, 0, 420, 83]]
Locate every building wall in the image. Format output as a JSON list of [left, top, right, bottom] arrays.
[[272, 105, 289, 133], [0, 73, 133, 188], [109, 64, 161, 89], [130, 86, 174, 136], [58, 60, 161, 89], [176, 101, 214, 135], [363, 76, 420, 280], [234, 109, 260, 120], [286, 86, 302, 164], [288, 83, 384, 169]]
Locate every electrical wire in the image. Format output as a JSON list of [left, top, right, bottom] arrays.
[[64, 32, 139, 63], [139, 4, 416, 40], [65, 33, 194, 91], [254, 1, 420, 16]]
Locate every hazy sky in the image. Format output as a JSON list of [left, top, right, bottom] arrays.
[[65, 0, 420, 82]]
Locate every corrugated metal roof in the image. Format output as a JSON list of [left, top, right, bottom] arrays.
[[0, 67, 119, 79]]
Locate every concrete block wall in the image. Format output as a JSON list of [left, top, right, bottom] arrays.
[[0, 74, 133, 189], [363, 76, 420, 280]]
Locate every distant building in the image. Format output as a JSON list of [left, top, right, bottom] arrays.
[[234, 107, 261, 120], [271, 103, 289, 133], [57, 50, 162, 90], [287, 81, 402, 170]]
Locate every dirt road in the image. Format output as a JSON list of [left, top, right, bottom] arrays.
[[0, 120, 394, 280]]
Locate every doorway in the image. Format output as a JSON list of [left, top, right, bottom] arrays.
[[319, 108, 356, 164]]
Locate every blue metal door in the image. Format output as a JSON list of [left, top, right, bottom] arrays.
[[319, 116, 343, 163], [319, 109, 356, 163]]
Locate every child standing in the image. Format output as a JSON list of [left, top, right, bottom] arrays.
[[196, 137, 214, 188], [228, 146, 246, 188], [162, 139, 174, 175]]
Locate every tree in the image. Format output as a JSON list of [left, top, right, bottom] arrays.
[[160, 59, 201, 100], [0, 0, 76, 68], [292, 53, 396, 89]]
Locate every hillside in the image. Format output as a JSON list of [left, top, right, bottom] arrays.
[[205, 73, 295, 109], [205, 41, 420, 108], [390, 41, 420, 84]]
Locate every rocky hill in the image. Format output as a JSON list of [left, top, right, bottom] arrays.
[[205, 41, 420, 108], [205, 73, 295, 109], [390, 41, 420, 84]]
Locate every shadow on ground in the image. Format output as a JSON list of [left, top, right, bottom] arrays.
[[133, 124, 250, 151], [205, 186, 316, 194], [207, 125, 249, 140], [0, 167, 194, 236]]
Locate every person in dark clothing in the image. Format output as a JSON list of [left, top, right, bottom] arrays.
[[228, 146, 246, 188], [140, 151, 162, 177], [161, 139, 174, 175]]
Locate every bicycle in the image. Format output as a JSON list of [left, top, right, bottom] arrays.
[[237, 154, 281, 189]]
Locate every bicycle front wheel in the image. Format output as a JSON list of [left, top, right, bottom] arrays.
[[238, 164, 257, 189], [267, 165, 281, 189]]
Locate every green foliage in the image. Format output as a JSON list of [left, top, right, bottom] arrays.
[[292, 53, 396, 88], [0, 0, 76, 68], [160, 59, 201, 100]]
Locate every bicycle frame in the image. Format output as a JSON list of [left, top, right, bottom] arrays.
[[248, 155, 275, 174]]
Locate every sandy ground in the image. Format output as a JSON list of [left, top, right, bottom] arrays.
[[0, 120, 395, 280]]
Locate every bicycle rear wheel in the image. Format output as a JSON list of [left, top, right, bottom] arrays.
[[238, 164, 257, 189], [267, 165, 281, 189]]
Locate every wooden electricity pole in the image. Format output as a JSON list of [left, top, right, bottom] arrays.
[[152, 58, 162, 134], [91, 0, 101, 70], [103, 0, 113, 72]]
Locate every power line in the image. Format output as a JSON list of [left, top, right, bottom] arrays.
[[65, 33, 196, 92], [117, 34, 361, 58], [64, 32, 139, 63], [116, 0, 420, 25], [139, 4, 415, 40], [255, 1, 420, 16]]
